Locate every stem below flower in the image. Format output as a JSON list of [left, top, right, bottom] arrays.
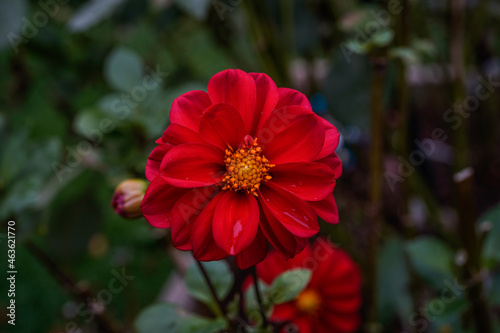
[[195, 260, 228, 321], [250, 266, 268, 329]]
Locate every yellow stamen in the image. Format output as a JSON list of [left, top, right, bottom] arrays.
[[219, 137, 273, 196], [296, 289, 321, 314]]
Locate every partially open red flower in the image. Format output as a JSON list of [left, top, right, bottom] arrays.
[[141, 69, 341, 268], [256, 238, 362, 333]]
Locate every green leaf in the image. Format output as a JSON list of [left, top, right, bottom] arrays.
[[175, 0, 213, 20], [389, 47, 420, 65], [135, 303, 181, 333], [480, 203, 500, 267], [244, 279, 273, 316], [345, 40, 370, 55], [488, 268, 500, 306], [405, 237, 455, 290], [378, 237, 413, 331], [185, 261, 233, 310], [268, 269, 312, 304], [67, 0, 126, 32], [0, 0, 26, 51], [179, 316, 227, 333], [371, 29, 394, 47], [104, 47, 143, 92], [73, 107, 108, 137]]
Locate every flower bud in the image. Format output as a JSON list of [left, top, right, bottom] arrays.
[[111, 179, 147, 219]]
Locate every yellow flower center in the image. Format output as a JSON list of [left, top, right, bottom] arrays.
[[220, 137, 274, 197], [296, 289, 321, 314]]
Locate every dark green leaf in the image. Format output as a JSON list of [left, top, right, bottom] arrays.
[[378, 237, 413, 331], [179, 316, 227, 333], [185, 261, 233, 310], [104, 47, 143, 92], [135, 303, 181, 333], [480, 203, 500, 267], [268, 269, 311, 304], [405, 237, 455, 289]]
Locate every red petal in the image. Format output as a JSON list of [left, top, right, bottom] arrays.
[[249, 73, 279, 135], [213, 191, 259, 255], [255, 250, 292, 284], [258, 203, 306, 259], [160, 143, 225, 188], [255, 105, 314, 138], [235, 228, 268, 269], [207, 69, 256, 133], [315, 153, 342, 178], [322, 313, 360, 333], [191, 192, 228, 261], [161, 124, 206, 146], [140, 176, 190, 228], [260, 115, 325, 165], [275, 87, 312, 110], [170, 186, 218, 251], [324, 294, 362, 313], [259, 182, 319, 238], [270, 303, 297, 321], [315, 118, 340, 160], [291, 317, 313, 333], [199, 103, 246, 150], [169, 90, 211, 131], [271, 162, 335, 201], [145, 144, 173, 181], [308, 193, 339, 224]]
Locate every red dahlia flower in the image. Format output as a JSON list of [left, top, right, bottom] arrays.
[[140, 69, 342, 268], [256, 238, 362, 333]]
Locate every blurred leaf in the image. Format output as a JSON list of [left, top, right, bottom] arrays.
[[135, 303, 181, 333], [73, 107, 108, 137], [47, 171, 104, 261], [104, 47, 144, 92], [0, 174, 44, 219], [244, 279, 273, 316], [489, 270, 500, 306], [175, 0, 213, 20], [0, 0, 26, 50], [325, 51, 371, 131], [480, 203, 500, 267], [67, 0, 126, 32], [173, 28, 236, 80], [378, 237, 413, 330], [268, 269, 311, 305], [185, 261, 233, 311], [405, 237, 455, 290], [0, 135, 62, 222], [345, 40, 370, 55], [389, 47, 420, 65], [371, 29, 394, 47], [179, 316, 227, 333], [0, 129, 29, 186]]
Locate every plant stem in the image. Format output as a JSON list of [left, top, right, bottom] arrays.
[[195, 260, 228, 321], [366, 55, 386, 332], [250, 266, 268, 329], [25, 242, 122, 333], [450, 0, 492, 331]]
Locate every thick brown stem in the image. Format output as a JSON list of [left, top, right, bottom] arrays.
[[366, 56, 387, 331]]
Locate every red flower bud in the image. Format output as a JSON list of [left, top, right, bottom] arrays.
[[111, 179, 147, 219]]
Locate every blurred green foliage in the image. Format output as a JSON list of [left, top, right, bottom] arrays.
[[1, 0, 500, 332]]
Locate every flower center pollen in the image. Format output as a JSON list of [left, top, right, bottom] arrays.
[[220, 137, 274, 197], [296, 289, 321, 314]]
